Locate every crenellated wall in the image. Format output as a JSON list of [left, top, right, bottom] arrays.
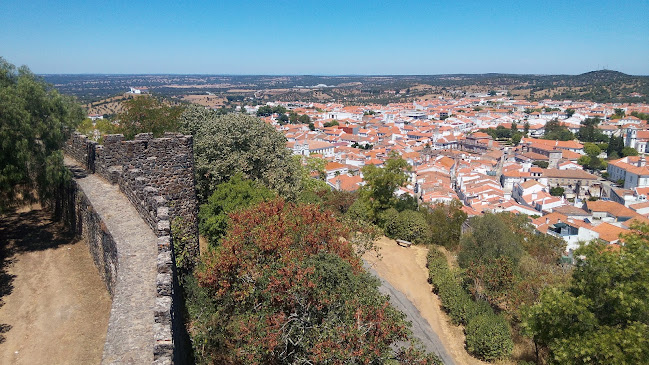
[[63, 132, 198, 364]]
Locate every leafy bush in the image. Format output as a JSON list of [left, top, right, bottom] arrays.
[[379, 207, 399, 234], [346, 198, 372, 223], [387, 210, 430, 244], [465, 314, 513, 361], [427, 249, 492, 325], [199, 174, 276, 247], [428, 247, 513, 360]]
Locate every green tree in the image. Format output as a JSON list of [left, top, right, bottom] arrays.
[[359, 152, 411, 221], [566, 108, 575, 118], [583, 143, 601, 157], [117, 96, 184, 139], [0, 58, 84, 212], [577, 155, 591, 167], [386, 210, 430, 244], [532, 160, 549, 169], [323, 120, 339, 127], [543, 119, 575, 141], [577, 117, 607, 143], [425, 200, 467, 250], [199, 174, 276, 247], [631, 111, 649, 121], [622, 146, 639, 157], [523, 224, 649, 364], [298, 113, 311, 124], [276, 113, 289, 124], [288, 111, 298, 123], [549, 186, 565, 196], [179, 105, 301, 201], [465, 313, 513, 361], [607, 135, 624, 158], [458, 213, 524, 269], [256, 105, 273, 116], [611, 108, 625, 119]]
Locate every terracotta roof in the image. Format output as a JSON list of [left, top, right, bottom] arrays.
[[543, 169, 597, 180], [586, 201, 638, 218], [591, 223, 628, 243]]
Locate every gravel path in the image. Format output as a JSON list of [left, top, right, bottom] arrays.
[[364, 263, 455, 365], [364, 237, 488, 365]]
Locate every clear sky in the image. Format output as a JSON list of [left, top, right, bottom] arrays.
[[1, 0, 648, 75]]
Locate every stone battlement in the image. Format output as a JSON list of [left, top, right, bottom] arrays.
[[63, 132, 198, 364]]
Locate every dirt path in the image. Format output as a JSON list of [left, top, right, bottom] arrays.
[[363, 237, 487, 365], [0, 206, 111, 365]]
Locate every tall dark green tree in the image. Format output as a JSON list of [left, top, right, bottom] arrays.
[[0, 58, 84, 212], [577, 117, 607, 143], [607, 135, 625, 159]]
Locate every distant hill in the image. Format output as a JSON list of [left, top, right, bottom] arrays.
[[569, 70, 632, 84], [43, 71, 649, 105]]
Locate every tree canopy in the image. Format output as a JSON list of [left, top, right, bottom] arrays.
[[117, 96, 184, 139], [192, 199, 439, 364], [199, 174, 276, 248], [0, 58, 84, 211], [523, 224, 649, 364], [577, 117, 608, 143], [543, 119, 575, 141], [359, 152, 411, 221], [179, 105, 301, 201]]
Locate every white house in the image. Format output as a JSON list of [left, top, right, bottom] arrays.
[[129, 86, 149, 94]]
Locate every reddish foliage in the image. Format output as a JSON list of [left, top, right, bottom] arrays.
[[198, 199, 360, 297], [192, 199, 433, 364]]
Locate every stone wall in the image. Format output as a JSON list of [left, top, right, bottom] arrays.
[[63, 132, 198, 364], [76, 132, 199, 258], [61, 178, 119, 296]]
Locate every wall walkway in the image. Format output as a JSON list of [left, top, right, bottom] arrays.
[[68, 156, 159, 363]]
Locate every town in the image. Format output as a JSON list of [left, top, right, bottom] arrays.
[[234, 96, 649, 254]]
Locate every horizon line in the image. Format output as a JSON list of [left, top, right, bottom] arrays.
[[37, 69, 649, 77]]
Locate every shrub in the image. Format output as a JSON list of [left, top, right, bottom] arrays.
[[389, 210, 430, 244], [346, 198, 372, 223], [427, 249, 492, 325], [379, 207, 399, 234], [465, 314, 513, 361]]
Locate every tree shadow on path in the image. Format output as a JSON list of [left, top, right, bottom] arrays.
[[0, 206, 75, 344]]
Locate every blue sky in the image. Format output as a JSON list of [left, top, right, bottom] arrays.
[[1, 0, 648, 75]]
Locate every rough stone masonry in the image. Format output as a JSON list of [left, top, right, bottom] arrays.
[[64, 132, 199, 364]]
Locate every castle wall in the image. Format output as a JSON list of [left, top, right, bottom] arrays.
[[63, 132, 198, 364]]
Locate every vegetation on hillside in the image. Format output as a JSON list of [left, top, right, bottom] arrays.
[[179, 105, 302, 201], [189, 199, 439, 364], [523, 223, 649, 364], [43, 70, 649, 106]]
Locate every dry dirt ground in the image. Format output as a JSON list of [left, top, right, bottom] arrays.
[[363, 237, 488, 365], [0, 205, 111, 365]]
